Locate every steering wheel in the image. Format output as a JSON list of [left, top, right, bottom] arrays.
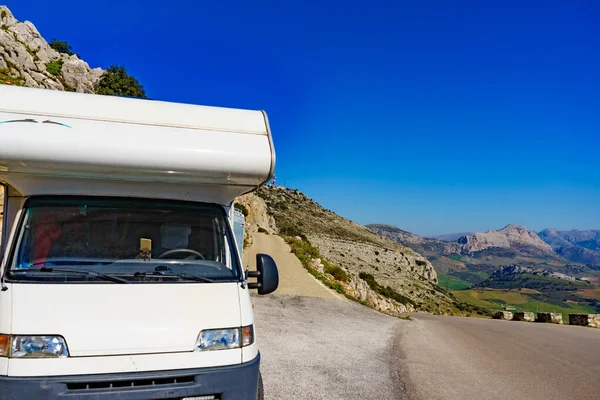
[[158, 248, 205, 260]]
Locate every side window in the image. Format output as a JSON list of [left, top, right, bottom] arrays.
[[0, 184, 5, 258]]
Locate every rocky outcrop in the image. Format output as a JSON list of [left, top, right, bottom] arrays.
[[346, 275, 415, 315], [0, 6, 103, 92], [305, 256, 415, 315], [489, 265, 578, 282], [457, 224, 555, 255], [235, 192, 277, 249], [235, 193, 276, 235]]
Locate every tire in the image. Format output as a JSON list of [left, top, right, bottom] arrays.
[[257, 371, 264, 400]]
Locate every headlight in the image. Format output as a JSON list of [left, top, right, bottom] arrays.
[[194, 325, 254, 352], [11, 335, 69, 358]]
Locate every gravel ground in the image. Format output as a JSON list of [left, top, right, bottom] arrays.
[[253, 294, 407, 400]]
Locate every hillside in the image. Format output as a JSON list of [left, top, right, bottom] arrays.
[[538, 229, 600, 265], [237, 187, 489, 317]]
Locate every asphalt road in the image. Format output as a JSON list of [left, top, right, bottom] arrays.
[[397, 314, 600, 400], [253, 295, 407, 400]]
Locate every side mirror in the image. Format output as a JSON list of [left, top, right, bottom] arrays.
[[247, 254, 279, 295]]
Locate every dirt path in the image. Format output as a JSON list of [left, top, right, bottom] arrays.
[[242, 233, 341, 299]]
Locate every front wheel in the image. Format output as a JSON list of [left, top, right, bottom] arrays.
[[257, 372, 264, 400]]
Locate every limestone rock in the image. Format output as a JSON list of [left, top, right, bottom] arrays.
[[0, 5, 103, 93], [346, 275, 415, 315], [235, 192, 277, 235], [457, 224, 554, 255], [62, 58, 98, 92]]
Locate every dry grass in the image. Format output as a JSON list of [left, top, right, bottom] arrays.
[[576, 289, 600, 300]]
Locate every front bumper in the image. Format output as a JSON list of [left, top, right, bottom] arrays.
[[0, 353, 259, 400]]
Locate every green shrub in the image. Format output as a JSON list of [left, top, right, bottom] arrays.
[[45, 60, 63, 76], [286, 238, 320, 260], [257, 227, 268, 234], [416, 260, 427, 267], [279, 223, 303, 238], [49, 39, 74, 56], [0, 68, 24, 86], [234, 203, 249, 217], [359, 272, 416, 306], [1, 10, 7, 19], [95, 65, 146, 98], [324, 263, 349, 282]]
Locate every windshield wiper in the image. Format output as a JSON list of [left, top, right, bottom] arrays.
[[133, 266, 214, 283], [12, 267, 129, 284]]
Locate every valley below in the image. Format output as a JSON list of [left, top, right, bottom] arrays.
[[368, 223, 600, 318]]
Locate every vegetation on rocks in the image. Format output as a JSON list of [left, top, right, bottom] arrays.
[[0, 68, 24, 86], [286, 237, 350, 283], [359, 272, 415, 307], [0, 6, 146, 95], [45, 60, 62, 75], [284, 236, 366, 305], [95, 65, 146, 98], [48, 39, 74, 56], [253, 186, 481, 317]]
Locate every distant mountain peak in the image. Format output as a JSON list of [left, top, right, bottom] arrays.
[[460, 224, 554, 255], [501, 224, 527, 231]]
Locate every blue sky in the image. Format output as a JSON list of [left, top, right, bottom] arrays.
[[9, 1, 599, 236]]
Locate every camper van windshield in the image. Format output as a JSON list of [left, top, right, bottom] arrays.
[[8, 197, 241, 284]]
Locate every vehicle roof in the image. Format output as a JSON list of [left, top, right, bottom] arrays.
[[0, 86, 275, 204]]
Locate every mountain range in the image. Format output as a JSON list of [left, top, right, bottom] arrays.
[[367, 223, 600, 285], [538, 229, 600, 265]]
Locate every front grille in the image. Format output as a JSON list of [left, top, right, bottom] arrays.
[[66, 375, 195, 391]]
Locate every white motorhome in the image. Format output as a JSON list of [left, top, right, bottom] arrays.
[[0, 85, 278, 400]]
